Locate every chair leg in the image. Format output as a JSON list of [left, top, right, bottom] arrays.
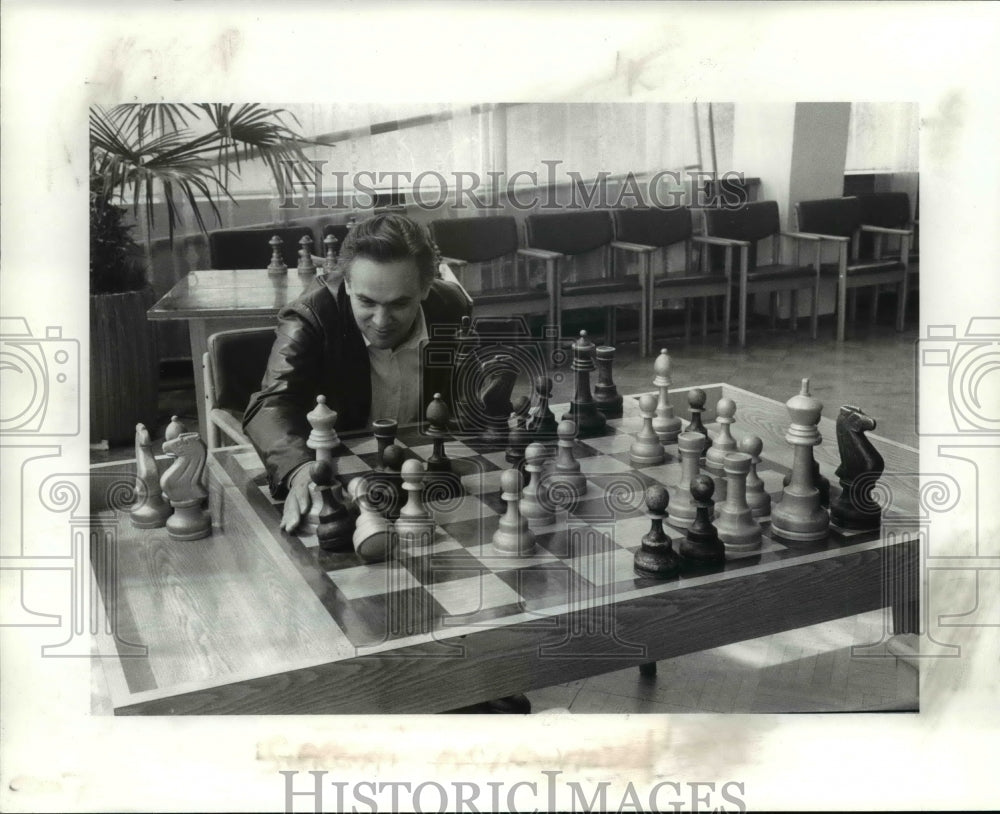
[[722, 288, 732, 348], [769, 293, 778, 328], [605, 307, 616, 348], [837, 282, 848, 342], [790, 290, 799, 332], [684, 299, 692, 343], [739, 290, 748, 348], [896, 275, 908, 332], [701, 297, 709, 338], [870, 286, 880, 325], [811, 280, 819, 340]]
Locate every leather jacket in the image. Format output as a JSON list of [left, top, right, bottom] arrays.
[[243, 278, 471, 497]]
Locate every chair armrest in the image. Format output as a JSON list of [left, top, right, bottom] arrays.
[[780, 231, 822, 242], [611, 240, 657, 254], [517, 247, 563, 261], [440, 256, 469, 270], [796, 231, 851, 243], [860, 224, 913, 237], [692, 235, 750, 248]]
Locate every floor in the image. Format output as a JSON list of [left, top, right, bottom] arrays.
[[94, 292, 920, 714]]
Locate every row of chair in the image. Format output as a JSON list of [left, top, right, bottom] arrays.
[[206, 192, 915, 350]]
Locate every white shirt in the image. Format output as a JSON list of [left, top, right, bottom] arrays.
[[365, 308, 428, 426]]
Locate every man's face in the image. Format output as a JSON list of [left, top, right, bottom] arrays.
[[344, 256, 429, 350]]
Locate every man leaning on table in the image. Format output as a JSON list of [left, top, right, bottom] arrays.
[[244, 213, 471, 531], [243, 213, 532, 715]]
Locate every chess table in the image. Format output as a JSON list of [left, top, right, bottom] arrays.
[[90, 383, 920, 715]]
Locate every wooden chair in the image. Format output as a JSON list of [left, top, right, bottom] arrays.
[[704, 201, 822, 348], [429, 216, 554, 327], [612, 206, 732, 349], [208, 226, 316, 270], [524, 210, 646, 352], [202, 327, 275, 449], [795, 196, 911, 341]]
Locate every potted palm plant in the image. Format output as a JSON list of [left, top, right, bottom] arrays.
[[89, 103, 311, 444]]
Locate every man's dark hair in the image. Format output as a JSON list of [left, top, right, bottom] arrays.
[[337, 213, 440, 288]]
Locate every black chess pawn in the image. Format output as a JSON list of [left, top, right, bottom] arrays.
[[425, 393, 452, 474], [594, 345, 624, 419], [506, 395, 531, 467], [374, 444, 407, 520], [686, 389, 712, 453], [526, 375, 559, 450], [680, 475, 725, 564], [372, 419, 398, 472], [633, 485, 681, 578], [312, 460, 355, 552]]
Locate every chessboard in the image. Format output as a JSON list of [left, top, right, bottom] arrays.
[[214, 391, 890, 653]]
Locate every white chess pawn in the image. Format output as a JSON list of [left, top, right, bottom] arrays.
[[705, 397, 738, 475], [521, 442, 555, 527], [492, 469, 536, 556], [546, 420, 587, 499], [394, 458, 435, 548], [739, 435, 771, 519], [652, 349, 682, 444], [714, 452, 762, 552], [630, 393, 665, 465]]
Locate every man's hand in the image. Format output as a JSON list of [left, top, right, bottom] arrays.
[[280, 464, 314, 533]]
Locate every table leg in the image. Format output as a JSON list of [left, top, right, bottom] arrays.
[[188, 319, 210, 442]]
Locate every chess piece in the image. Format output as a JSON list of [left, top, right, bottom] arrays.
[[477, 353, 518, 449], [130, 423, 172, 528], [771, 378, 831, 543], [160, 432, 211, 540], [562, 331, 607, 437], [374, 444, 407, 520], [297, 235, 315, 273], [348, 476, 394, 563], [425, 393, 453, 474], [545, 420, 587, 500], [705, 398, 738, 475], [652, 349, 682, 444], [492, 469, 536, 556], [321, 233, 338, 278], [394, 458, 435, 548], [520, 442, 555, 527], [680, 475, 725, 564], [633, 485, 681, 578], [164, 415, 187, 442], [593, 345, 624, 419], [505, 395, 531, 466], [714, 452, 762, 552], [267, 235, 287, 274], [307, 395, 341, 464], [630, 393, 666, 465], [372, 419, 398, 472], [783, 457, 831, 507], [686, 389, 711, 453], [739, 435, 772, 518], [313, 461, 355, 552], [526, 375, 559, 449], [830, 405, 885, 531], [667, 431, 706, 529]]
